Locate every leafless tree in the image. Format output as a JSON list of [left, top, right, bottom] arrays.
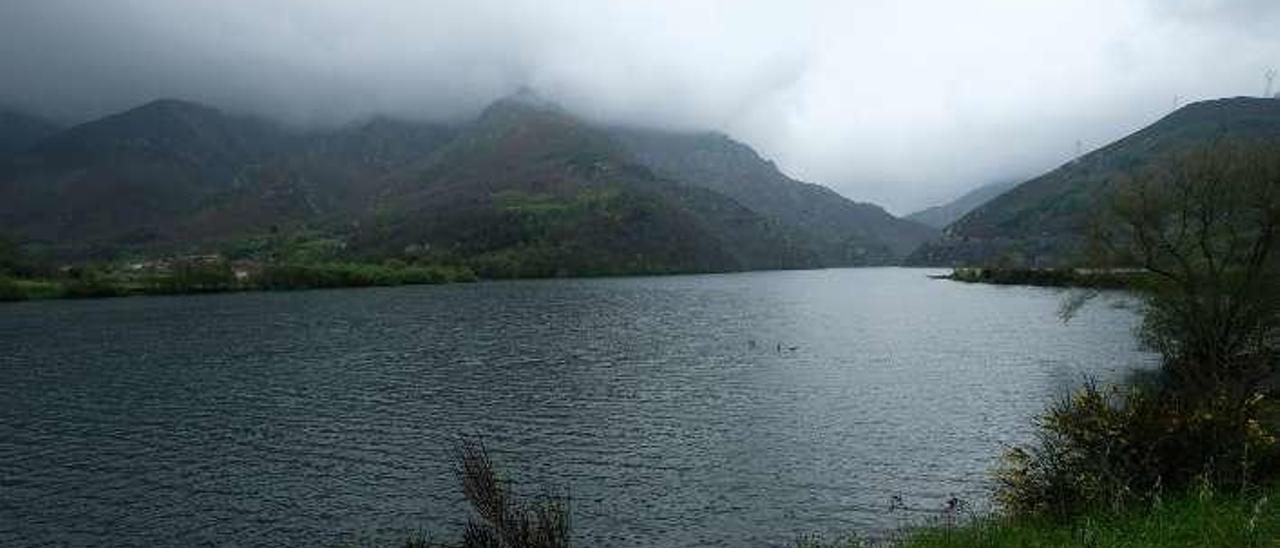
[[1092, 140, 1280, 397]]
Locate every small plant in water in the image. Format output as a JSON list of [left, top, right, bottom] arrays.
[[403, 437, 570, 548], [455, 438, 571, 548]]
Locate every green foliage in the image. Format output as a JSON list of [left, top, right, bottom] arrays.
[[411, 438, 571, 548], [920, 98, 1280, 267], [0, 235, 50, 278], [279, 237, 347, 264], [902, 141, 1280, 547], [1094, 140, 1280, 396], [151, 259, 237, 293], [0, 254, 477, 303], [400, 265, 477, 284], [986, 141, 1280, 523], [253, 262, 475, 290], [947, 267, 1136, 289], [793, 533, 866, 547], [448, 186, 759, 278], [995, 382, 1278, 519], [255, 263, 397, 289], [61, 266, 126, 299], [221, 232, 347, 264], [0, 277, 63, 301], [0, 276, 25, 301], [456, 439, 570, 548], [0, 238, 17, 275], [899, 484, 1280, 548]]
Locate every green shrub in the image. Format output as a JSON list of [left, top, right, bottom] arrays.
[[0, 276, 26, 301], [62, 269, 125, 298], [793, 533, 866, 547], [253, 262, 476, 290], [456, 439, 570, 548], [987, 142, 1280, 521], [996, 381, 1279, 519], [254, 263, 360, 289], [411, 438, 571, 548], [901, 484, 1280, 548], [152, 259, 236, 293]]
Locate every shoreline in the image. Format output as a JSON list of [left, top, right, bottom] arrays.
[[931, 267, 1143, 289], [0, 263, 930, 303]]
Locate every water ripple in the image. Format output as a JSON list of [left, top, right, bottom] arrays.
[[0, 269, 1154, 547]]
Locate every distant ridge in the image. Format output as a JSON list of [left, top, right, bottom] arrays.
[[908, 97, 1280, 267], [905, 180, 1019, 229], [611, 128, 936, 264], [0, 93, 929, 274]]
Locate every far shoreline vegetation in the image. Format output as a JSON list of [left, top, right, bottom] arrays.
[[935, 266, 1144, 289], [0, 258, 1151, 304], [0, 239, 832, 303], [0, 258, 480, 302], [0, 236, 483, 302]]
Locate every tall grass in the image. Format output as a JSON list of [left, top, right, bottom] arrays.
[[899, 483, 1280, 548], [405, 439, 571, 548]]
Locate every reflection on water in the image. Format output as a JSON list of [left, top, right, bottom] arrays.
[[0, 268, 1154, 547]]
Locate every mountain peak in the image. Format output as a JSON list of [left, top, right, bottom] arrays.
[[66, 98, 234, 139], [1161, 96, 1280, 126], [26, 96, 287, 168], [505, 86, 561, 109], [122, 98, 224, 119], [481, 87, 566, 120]]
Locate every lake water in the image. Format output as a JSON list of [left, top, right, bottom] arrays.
[[0, 268, 1155, 547]]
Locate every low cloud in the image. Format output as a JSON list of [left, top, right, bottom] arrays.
[[1, 0, 1276, 213]]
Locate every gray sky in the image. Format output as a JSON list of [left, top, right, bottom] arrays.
[[1, 1, 1278, 214]]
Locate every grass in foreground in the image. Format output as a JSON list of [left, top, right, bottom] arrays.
[[893, 485, 1280, 548]]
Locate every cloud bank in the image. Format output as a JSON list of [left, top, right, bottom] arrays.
[[1, 0, 1277, 213]]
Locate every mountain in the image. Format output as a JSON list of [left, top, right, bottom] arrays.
[[610, 129, 936, 264], [0, 109, 61, 155], [0, 100, 288, 252], [346, 96, 818, 276], [905, 180, 1018, 229], [908, 97, 1280, 267], [0, 94, 924, 275], [0, 99, 459, 257]]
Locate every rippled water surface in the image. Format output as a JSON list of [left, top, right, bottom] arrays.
[[0, 268, 1155, 547]]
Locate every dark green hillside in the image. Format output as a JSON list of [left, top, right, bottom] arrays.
[[0, 100, 292, 253], [909, 97, 1280, 266], [0, 101, 456, 258], [178, 117, 459, 241], [0, 92, 920, 278], [0, 109, 61, 155], [351, 97, 816, 276], [611, 128, 936, 264]]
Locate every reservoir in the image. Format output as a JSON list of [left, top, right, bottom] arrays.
[[0, 268, 1154, 547]]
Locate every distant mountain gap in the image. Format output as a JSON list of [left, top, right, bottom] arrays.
[[905, 180, 1020, 229], [908, 97, 1280, 267]]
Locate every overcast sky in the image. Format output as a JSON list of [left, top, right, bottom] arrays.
[[1, 1, 1278, 213]]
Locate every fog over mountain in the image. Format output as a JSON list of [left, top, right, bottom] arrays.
[[1, 0, 1278, 213]]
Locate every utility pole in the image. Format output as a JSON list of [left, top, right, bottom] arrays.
[[1267, 69, 1277, 98]]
